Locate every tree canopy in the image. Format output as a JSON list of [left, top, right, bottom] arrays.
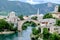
[[56, 20, 60, 26], [43, 13, 53, 19], [0, 19, 17, 31], [43, 28, 50, 39], [32, 28, 40, 35], [58, 5, 60, 12], [22, 21, 37, 30], [18, 15, 24, 20], [31, 16, 37, 20], [49, 33, 60, 40], [0, 19, 9, 29]]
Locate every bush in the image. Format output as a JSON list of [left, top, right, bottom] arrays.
[[43, 13, 53, 19], [56, 20, 60, 26], [0, 19, 17, 31], [32, 28, 40, 35], [18, 15, 24, 20], [49, 33, 60, 40], [58, 6, 60, 12], [22, 21, 37, 30], [31, 16, 37, 20], [43, 28, 50, 39], [30, 21, 37, 27]]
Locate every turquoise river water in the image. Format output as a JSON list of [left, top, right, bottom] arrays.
[[0, 27, 32, 40]]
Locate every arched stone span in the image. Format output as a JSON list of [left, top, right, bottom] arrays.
[[18, 20, 39, 31]]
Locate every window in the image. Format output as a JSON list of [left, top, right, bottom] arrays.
[[50, 23, 52, 24], [54, 28, 58, 30], [42, 22, 48, 24], [42, 22, 45, 24]]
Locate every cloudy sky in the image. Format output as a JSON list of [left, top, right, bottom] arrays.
[[9, 0, 60, 4]]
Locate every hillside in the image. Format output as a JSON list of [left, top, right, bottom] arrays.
[[33, 3, 57, 14], [0, 0, 59, 16]]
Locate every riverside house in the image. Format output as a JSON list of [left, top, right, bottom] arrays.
[[40, 19, 56, 26]]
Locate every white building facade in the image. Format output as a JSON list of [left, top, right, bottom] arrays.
[[7, 11, 18, 23]]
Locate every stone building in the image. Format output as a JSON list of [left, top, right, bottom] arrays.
[[40, 26, 60, 34], [40, 19, 56, 26], [40, 18, 60, 34], [52, 5, 60, 19], [7, 11, 18, 23], [6, 11, 20, 28], [52, 12, 60, 19]]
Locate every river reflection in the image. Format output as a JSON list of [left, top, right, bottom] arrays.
[[0, 27, 32, 40]]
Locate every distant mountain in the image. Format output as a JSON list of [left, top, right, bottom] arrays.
[[33, 2, 59, 14], [0, 0, 59, 16]]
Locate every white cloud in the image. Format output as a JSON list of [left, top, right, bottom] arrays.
[[8, 0, 60, 4], [26, 0, 40, 4]]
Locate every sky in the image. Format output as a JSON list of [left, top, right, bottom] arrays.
[[9, 0, 60, 4]]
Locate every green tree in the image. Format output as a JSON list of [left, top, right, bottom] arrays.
[[18, 15, 24, 20], [0, 19, 10, 30], [43, 28, 50, 40], [49, 33, 60, 40], [43, 13, 53, 19], [32, 28, 40, 35], [22, 24, 28, 30], [31, 16, 37, 20], [49, 34, 55, 40], [0, 19, 17, 32], [22, 21, 37, 30], [58, 5, 60, 12], [30, 21, 37, 27], [56, 20, 60, 26], [22, 21, 30, 30]]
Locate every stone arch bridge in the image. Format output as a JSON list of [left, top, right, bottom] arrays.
[[18, 19, 39, 31]]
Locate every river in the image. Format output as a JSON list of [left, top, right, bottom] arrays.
[[0, 27, 32, 40]]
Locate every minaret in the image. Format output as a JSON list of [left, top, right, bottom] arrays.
[[37, 8, 40, 21], [54, 5, 59, 12], [37, 8, 40, 16]]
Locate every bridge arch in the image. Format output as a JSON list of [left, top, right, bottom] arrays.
[[18, 20, 39, 31]]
